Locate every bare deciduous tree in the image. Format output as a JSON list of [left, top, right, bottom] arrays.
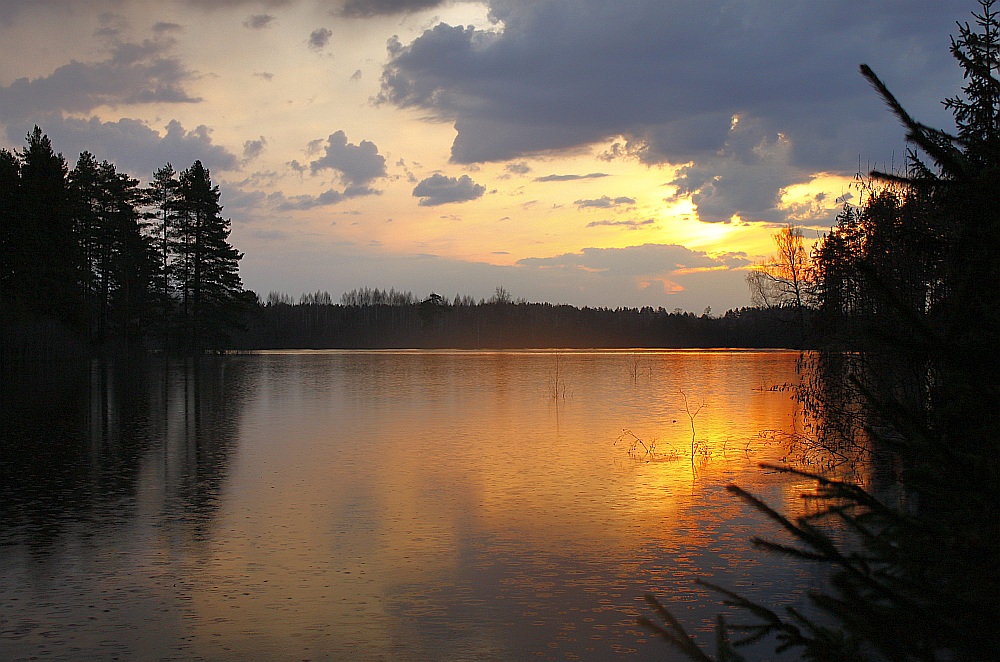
[[747, 225, 814, 336]]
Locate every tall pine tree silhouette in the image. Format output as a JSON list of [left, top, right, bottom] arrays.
[[16, 127, 84, 332], [173, 160, 243, 351], [147, 163, 180, 348]]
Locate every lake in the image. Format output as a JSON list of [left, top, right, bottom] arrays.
[[1, 350, 831, 661]]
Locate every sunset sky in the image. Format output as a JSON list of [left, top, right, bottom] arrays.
[[0, 0, 969, 311]]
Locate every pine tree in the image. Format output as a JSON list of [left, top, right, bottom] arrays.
[[148, 164, 179, 301], [0, 148, 20, 302], [146, 163, 180, 348], [101, 162, 154, 349], [69, 153, 154, 346], [173, 160, 244, 351], [17, 127, 84, 331], [946, 0, 1000, 162]]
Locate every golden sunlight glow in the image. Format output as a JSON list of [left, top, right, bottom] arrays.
[[660, 213, 740, 251], [0, 0, 926, 312], [778, 173, 855, 225]]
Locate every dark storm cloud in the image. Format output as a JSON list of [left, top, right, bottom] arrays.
[[0, 39, 200, 121], [412, 173, 485, 206], [341, 0, 447, 18], [667, 124, 802, 223], [309, 27, 332, 50], [309, 130, 387, 187], [379, 0, 969, 222], [5, 117, 237, 178]]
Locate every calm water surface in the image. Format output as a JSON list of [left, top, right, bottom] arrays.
[[1, 350, 826, 661]]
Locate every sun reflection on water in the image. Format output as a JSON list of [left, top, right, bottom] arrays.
[[0, 350, 845, 661]]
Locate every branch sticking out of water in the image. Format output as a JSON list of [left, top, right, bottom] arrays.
[[615, 429, 680, 462], [628, 353, 652, 384], [680, 390, 706, 463], [548, 354, 567, 400], [615, 428, 655, 457]]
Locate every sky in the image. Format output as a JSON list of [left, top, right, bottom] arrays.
[[0, 0, 972, 312]]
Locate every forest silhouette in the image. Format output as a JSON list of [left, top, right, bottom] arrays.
[[1, 129, 248, 357], [0, 128, 807, 356], [642, 2, 1000, 659]]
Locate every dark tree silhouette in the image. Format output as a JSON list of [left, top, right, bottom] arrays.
[[173, 160, 244, 351], [0, 148, 20, 302], [17, 127, 84, 331], [147, 163, 181, 346], [1, 130, 246, 357], [69, 152, 153, 346], [746, 224, 815, 344], [643, 3, 1000, 660]]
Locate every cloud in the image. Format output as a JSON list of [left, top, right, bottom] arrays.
[[534, 172, 609, 182], [518, 243, 749, 280], [0, 0, 64, 27], [505, 162, 531, 175], [272, 132, 387, 208], [242, 136, 267, 163], [270, 189, 345, 210], [510, 243, 752, 309], [309, 27, 332, 50], [668, 119, 809, 223], [341, 0, 447, 18], [152, 22, 183, 34], [343, 184, 380, 198], [247, 229, 290, 242], [0, 38, 200, 121], [575, 195, 636, 209], [379, 0, 967, 221], [244, 14, 275, 29], [222, 186, 268, 212], [308, 130, 387, 187], [412, 173, 486, 206], [5, 116, 237, 178], [586, 218, 654, 230], [184, 0, 292, 8]]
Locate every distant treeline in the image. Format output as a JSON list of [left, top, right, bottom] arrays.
[[1, 128, 802, 357], [233, 287, 806, 349]]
